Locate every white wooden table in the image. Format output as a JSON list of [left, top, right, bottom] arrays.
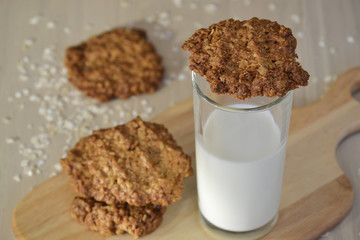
[[1, 0, 360, 239]]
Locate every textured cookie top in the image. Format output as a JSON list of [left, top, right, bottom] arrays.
[[182, 18, 309, 99], [61, 117, 193, 206], [64, 28, 163, 102], [72, 197, 165, 238]]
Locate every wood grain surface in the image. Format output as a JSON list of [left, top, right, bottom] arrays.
[[2, 1, 360, 240], [12, 67, 360, 240]]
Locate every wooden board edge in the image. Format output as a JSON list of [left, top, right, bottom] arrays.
[[12, 207, 26, 240], [262, 174, 354, 240], [290, 66, 360, 133]]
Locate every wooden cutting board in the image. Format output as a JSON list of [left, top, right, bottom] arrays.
[[12, 67, 360, 240]]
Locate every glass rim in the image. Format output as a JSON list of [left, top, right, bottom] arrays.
[[192, 71, 293, 113]]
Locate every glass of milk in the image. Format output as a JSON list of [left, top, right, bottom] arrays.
[[192, 72, 293, 239]]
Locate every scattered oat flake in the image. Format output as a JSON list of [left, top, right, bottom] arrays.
[[50, 66, 57, 75], [17, 64, 27, 74], [204, 3, 217, 14], [132, 110, 138, 117], [63, 27, 71, 34], [319, 41, 326, 47], [19, 75, 29, 82], [47, 21, 56, 29], [145, 15, 156, 24], [13, 175, 22, 182], [141, 99, 148, 106], [291, 14, 301, 24], [54, 163, 62, 172], [25, 169, 34, 177], [61, 153, 67, 159], [30, 133, 50, 149], [173, 0, 182, 8], [22, 56, 30, 63], [64, 120, 74, 130], [268, 3, 277, 11], [60, 67, 67, 75], [157, 12, 171, 27], [21, 159, 30, 167], [145, 106, 153, 113], [296, 31, 304, 38], [22, 88, 30, 95], [43, 47, 54, 56], [324, 75, 336, 83], [6, 137, 16, 144], [30, 63, 37, 71], [159, 11, 170, 19], [29, 94, 40, 102], [3, 116, 11, 124], [324, 75, 331, 83], [29, 15, 41, 25], [24, 39, 34, 48], [119, 110, 125, 118], [178, 73, 186, 81], [15, 91, 22, 98], [347, 36, 355, 43], [321, 232, 329, 238]]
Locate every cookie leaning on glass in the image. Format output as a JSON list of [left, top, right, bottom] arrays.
[[182, 17, 309, 100]]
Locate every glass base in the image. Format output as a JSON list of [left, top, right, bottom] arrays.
[[199, 212, 278, 240]]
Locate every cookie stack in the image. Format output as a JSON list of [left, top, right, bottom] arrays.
[[61, 117, 193, 238]]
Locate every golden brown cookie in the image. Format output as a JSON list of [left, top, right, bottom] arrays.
[[61, 117, 193, 206], [60, 135, 119, 204], [64, 28, 163, 102], [182, 18, 309, 100], [71, 196, 166, 238]]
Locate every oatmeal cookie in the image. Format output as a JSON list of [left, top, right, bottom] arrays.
[[72, 196, 166, 238], [64, 28, 163, 102], [60, 135, 118, 204], [61, 117, 193, 206], [182, 17, 309, 99]]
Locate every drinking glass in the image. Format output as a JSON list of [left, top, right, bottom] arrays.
[[192, 72, 293, 239]]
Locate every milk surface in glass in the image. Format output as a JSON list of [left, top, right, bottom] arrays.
[[196, 104, 286, 232]]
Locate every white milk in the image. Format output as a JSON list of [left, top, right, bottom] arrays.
[[196, 104, 287, 232]]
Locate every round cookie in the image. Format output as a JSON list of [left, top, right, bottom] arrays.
[[182, 18, 309, 100], [64, 28, 163, 102], [61, 117, 193, 206], [71, 196, 166, 238]]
